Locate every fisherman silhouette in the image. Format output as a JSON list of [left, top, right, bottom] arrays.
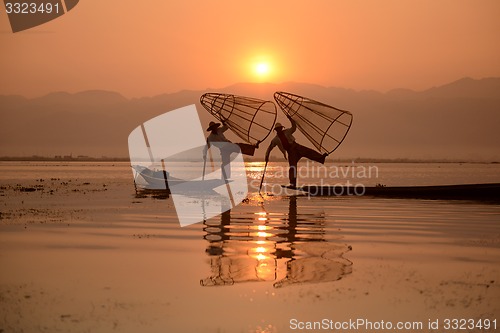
[[203, 120, 259, 179], [265, 115, 327, 188]]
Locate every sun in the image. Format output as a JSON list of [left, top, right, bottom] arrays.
[[255, 62, 270, 77], [245, 55, 278, 82]]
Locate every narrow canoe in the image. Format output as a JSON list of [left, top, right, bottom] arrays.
[[298, 183, 500, 201]]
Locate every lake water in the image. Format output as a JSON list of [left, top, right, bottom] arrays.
[[1, 161, 499, 332]]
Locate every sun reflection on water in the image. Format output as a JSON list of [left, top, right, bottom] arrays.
[[200, 196, 352, 287]]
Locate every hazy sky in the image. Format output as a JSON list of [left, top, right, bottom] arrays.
[[1, 0, 499, 98]]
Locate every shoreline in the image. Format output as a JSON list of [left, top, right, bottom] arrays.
[[0, 156, 499, 164]]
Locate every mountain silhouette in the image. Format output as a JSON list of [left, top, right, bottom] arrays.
[[1, 78, 499, 160]]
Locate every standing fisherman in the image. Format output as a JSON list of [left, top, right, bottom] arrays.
[[204, 120, 259, 180], [265, 116, 327, 188]]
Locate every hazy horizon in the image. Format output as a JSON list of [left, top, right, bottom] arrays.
[[1, 77, 499, 161], [1, 75, 498, 100]]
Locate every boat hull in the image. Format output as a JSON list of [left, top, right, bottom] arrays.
[[299, 183, 500, 201]]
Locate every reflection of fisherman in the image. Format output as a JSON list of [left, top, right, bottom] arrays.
[[203, 120, 259, 179], [265, 116, 327, 188]]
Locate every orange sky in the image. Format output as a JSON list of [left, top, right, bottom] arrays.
[[1, 0, 499, 98]]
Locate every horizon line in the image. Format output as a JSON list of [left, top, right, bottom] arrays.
[[0, 156, 498, 164]]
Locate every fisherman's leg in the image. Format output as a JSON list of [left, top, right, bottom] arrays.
[[296, 144, 326, 164], [217, 143, 240, 179], [236, 143, 257, 156], [221, 153, 231, 180], [221, 142, 255, 156], [288, 165, 298, 188], [288, 150, 300, 187]]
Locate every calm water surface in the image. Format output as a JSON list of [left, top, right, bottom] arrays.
[[1, 161, 499, 332]]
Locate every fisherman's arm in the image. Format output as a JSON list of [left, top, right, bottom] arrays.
[[286, 115, 297, 133], [265, 139, 277, 162], [220, 121, 229, 133], [266, 137, 287, 162], [277, 143, 287, 160]]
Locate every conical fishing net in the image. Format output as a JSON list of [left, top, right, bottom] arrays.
[[200, 93, 277, 145], [274, 92, 353, 154]]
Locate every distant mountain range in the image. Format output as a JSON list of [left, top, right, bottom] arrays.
[[1, 77, 499, 161]]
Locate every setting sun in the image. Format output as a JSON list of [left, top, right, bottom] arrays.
[[255, 62, 270, 76], [249, 56, 275, 81], [244, 53, 281, 82]]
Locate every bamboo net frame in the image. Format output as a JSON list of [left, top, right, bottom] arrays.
[[274, 92, 353, 155], [200, 93, 277, 145]]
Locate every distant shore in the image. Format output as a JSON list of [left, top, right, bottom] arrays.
[[0, 156, 130, 162], [0, 156, 498, 164]]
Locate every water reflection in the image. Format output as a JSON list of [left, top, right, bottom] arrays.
[[200, 196, 352, 288]]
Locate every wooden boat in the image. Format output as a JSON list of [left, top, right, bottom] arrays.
[[131, 165, 228, 191], [296, 183, 500, 201]]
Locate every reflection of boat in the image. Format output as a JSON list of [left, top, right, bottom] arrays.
[[131, 165, 229, 191], [300, 183, 500, 201]]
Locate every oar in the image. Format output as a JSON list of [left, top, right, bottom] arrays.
[[202, 141, 209, 180], [161, 159, 169, 190], [202, 155, 207, 180], [258, 161, 268, 194]]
